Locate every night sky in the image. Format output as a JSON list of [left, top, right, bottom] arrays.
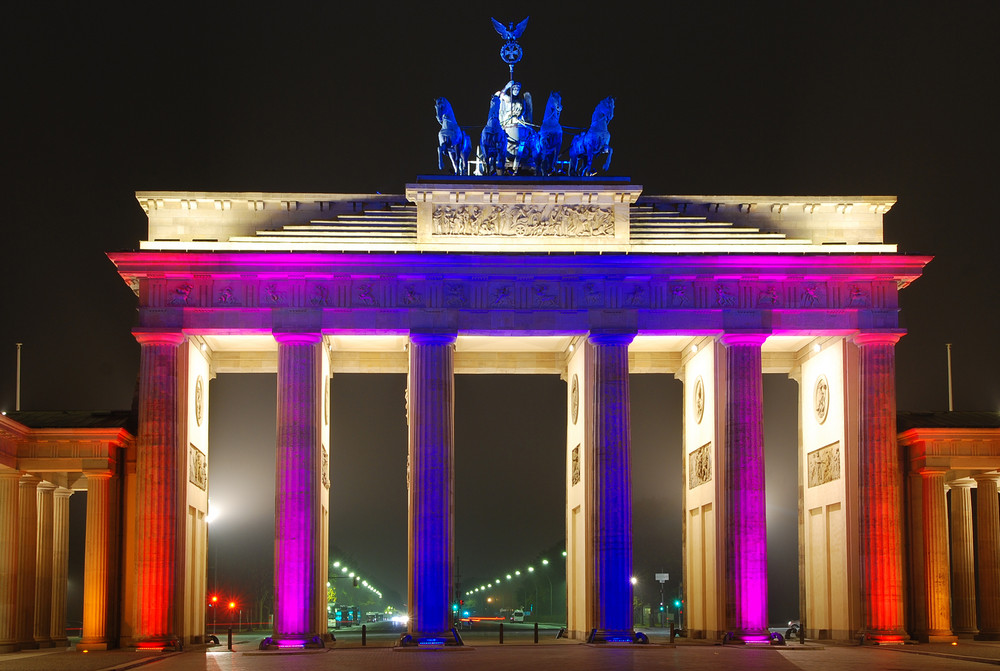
[[3, 3, 997, 628]]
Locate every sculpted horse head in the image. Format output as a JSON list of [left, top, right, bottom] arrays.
[[435, 97, 471, 175]]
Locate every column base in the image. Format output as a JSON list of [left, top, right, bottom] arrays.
[[398, 629, 464, 647], [77, 640, 111, 651], [16, 641, 38, 650], [0, 643, 20, 653], [920, 633, 958, 643], [722, 630, 773, 644], [587, 628, 636, 644], [50, 637, 69, 647], [956, 630, 978, 639], [975, 632, 1000, 641], [260, 634, 326, 649], [860, 631, 907, 645], [34, 639, 55, 648], [131, 639, 180, 651]]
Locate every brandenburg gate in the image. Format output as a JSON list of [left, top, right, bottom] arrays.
[[5, 178, 956, 648]]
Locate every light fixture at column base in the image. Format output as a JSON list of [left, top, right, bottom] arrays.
[[586, 628, 637, 644]]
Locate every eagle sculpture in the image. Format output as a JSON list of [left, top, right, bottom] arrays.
[[491, 16, 529, 42]]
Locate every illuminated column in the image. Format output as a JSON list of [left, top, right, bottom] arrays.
[[587, 333, 635, 642], [919, 470, 954, 641], [974, 474, 1000, 640], [0, 471, 20, 653], [16, 475, 40, 649], [720, 334, 769, 640], [33, 483, 55, 647], [853, 333, 906, 642], [50, 488, 72, 645], [949, 481, 977, 637], [133, 330, 186, 645], [273, 333, 324, 643], [406, 332, 456, 641], [79, 472, 113, 650]]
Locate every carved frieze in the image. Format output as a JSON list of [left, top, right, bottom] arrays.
[[532, 283, 559, 308], [571, 445, 581, 486], [688, 442, 712, 489], [322, 447, 330, 489], [189, 445, 207, 490], [432, 204, 615, 237], [169, 283, 194, 306], [261, 282, 288, 306], [807, 442, 840, 488], [490, 283, 515, 308], [354, 282, 379, 307]]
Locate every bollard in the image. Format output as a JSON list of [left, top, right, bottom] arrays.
[[534, 622, 539, 643], [227, 627, 233, 651], [499, 622, 504, 644], [362, 624, 367, 646]]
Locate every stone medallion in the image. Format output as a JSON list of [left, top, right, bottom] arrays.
[[571, 374, 579, 425], [694, 376, 705, 424], [195, 375, 204, 427], [814, 374, 830, 425]]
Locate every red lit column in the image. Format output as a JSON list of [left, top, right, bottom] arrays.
[[720, 334, 769, 641], [974, 474, 1000, 640], [0, 471, 21, 653], [950, 481, 977, 637], [853, 333, 906, 642], [79, 472, 113, 650], [406, 333, 456, 642], [920, 470, 955, 641], [16, 475, 40, 649], [273, 333, 325, 643], [587, 332, 635, 642], [50, 487, 72, 645], [133, 330, 186, 645], [33, 483, 55, 647]]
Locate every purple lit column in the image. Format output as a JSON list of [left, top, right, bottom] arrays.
[[720, 334, 769, 640], [406, 333, 456, 640], [588, 332, 634, 642], [853, 333, 906, 642], [133, 330, 186, 644], [273, 333, 324, 643]]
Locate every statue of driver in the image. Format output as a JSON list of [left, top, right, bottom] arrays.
[[497, 80, 533, 157]]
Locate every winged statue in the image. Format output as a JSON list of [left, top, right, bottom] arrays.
[[491, 16, 529, 41]]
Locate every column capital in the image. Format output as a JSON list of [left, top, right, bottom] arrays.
[[19, 474, 41, 487], [408, 332, 457, 346], [718, 333, 768, 347], [0, 469, 22, 482], [973, 473, 1000, 485], [133, 329, 186, 346], [587, 331, 635, 346], [852, 332, 904, 347], [36, 482, 56, 493], [53, 487, 73, 499], [83, 470, 113, 482], [948, 478, 976, 489], [273, 332, 323, 345]]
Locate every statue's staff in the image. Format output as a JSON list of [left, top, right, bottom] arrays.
[[491, 16, 528, 79]]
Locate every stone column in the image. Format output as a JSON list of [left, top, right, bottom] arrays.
[[133, 330, 186, 645], [273, 333, 324, 644], [853, 333, 906, 642], [33, 483, 55, 647], [974, 474, 1000, 640], [50, 488, 72, 645], [406, 333, 456, 642], [79, 472, 113, 650], [0, 471, 21, 653], [919, 470, 955, 641], [16, 475, 40, 649], [719, 334, 769, 641], [586, 333, 635, 642], [949, 481, 977, 637]]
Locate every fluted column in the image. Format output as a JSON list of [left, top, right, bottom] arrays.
[[273, 332, 324, 643], [133, 330, 186, 644], [33, 483, 55, 647], [406, 333, 456, 642], [50, 488, 72, 645], [920, 470, 954, 641], [949, 481, 977, 637], [79, 473, 113, 650], [16, 475, 40, 649], [974, 474, 1000, 640], [853, 332, 906, 642], [0, 471, 20, 653], [720, 334, 769, 641], [587, 333, 635, 642]]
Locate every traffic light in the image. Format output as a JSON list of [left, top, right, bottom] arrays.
[[673, 599, 681, 608], [459, 599, 464, 606], [659, 603, 665, 612], [452, 603, 459, 612]]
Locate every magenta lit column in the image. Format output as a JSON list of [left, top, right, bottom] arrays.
[[33, 483, 55, 647], [133, 330, 186, 645], [974, 474, 1000, 640], [587, 332, 635, 642], [719, 334, 769, 641], [273, 333, 324, 644], [0, 471, 20, 653], [79, 472, 113, 650], [406, 333, 456, 642], [950, 482, 978, 637], [853, 332, 906, 642]]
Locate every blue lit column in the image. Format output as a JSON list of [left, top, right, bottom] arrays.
[[406, 333, 456, 643], [588, 332, 634, 642]]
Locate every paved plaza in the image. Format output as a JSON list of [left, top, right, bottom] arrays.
[[3, 638, 1000, 671]]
